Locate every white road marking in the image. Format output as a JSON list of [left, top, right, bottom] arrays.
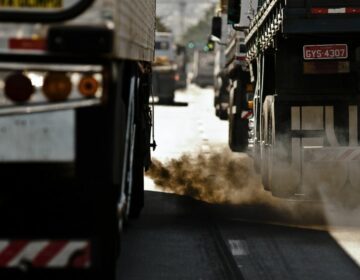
[[228, 239, 248, 256], [330, 229, 360, 267]]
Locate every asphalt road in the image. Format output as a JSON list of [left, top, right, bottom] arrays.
[[118, 85, 360, 279], [118, 191, 360, 280]]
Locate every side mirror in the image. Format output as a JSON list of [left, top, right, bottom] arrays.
[[211, 17, 222, 39], [227, 0, 240, 25]]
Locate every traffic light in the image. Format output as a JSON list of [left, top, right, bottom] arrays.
[[187, 41, 195, 49], [227, 0, 240, 24], [207, 41, 214, 51]]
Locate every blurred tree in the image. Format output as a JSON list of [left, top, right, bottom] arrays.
[[180, 5, 215, 50], [156, 17, 171, 32]]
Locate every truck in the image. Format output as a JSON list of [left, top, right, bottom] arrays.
[[0, 0, 155, 279], [192, 49, 215, 88], [212, 12, 229, 120], [211, 0, 256, 144], [152, 32, 177, 104], [174, 44, 188, 90], [217, 0, 360, 198]]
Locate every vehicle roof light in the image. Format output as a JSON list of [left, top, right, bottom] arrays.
[[4, 73, 34, 103], [43, 72, 72, 101]]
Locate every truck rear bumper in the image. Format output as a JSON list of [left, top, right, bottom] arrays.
[[301, 147, 360, 195], [152, 71, 175, 99]]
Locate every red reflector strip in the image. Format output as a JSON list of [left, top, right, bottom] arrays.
[[0, 240, 90, 269], [311, 7, 360, 14], [236, 56, 246, 61], [337, 149, 356, 161], [346, 7, 360, 14], [9, 38, 46, 50], [69, 243, 91, 268], [0, 240, 28, 267], [311, 8, 327, 14], [241, 111, 253, 119], [32, 241, 68, 268]]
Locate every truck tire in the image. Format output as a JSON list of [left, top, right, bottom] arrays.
[[217, 73, 229, 120], [262, 95, 294, 197], [261, 95, 273, 190], [120, 63, 146, 220], [229, 80, 248, 152]]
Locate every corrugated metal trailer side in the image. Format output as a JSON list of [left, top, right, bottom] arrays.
[[115, 0, 155, 62]]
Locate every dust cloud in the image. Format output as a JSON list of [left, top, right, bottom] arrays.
[[147, 148, 330, 227]]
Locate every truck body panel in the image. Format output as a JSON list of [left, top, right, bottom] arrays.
[[0, 0, 155, 62]]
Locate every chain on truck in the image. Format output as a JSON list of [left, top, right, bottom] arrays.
[[212, 0, 360, 199], [0, 0, 155, 279]]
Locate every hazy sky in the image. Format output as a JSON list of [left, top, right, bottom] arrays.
[[156, 0, 217, 39]]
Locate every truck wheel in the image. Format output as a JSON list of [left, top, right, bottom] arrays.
[[262, 95, 294, 197], [219, 107, 229, 120], [261, 96, 273, 190], [121, 65, 145, 220], [128, 108, 145, 219], [228, 80, 248, 152]]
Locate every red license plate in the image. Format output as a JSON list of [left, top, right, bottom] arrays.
[[303, 44, 348, 60]]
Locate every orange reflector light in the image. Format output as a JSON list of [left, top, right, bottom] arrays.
[[246, 83, 254, 92], [4, 73, 34, 102], [43, 72, 72, 101], [247, 100, 254, 109], [78, 75, 99, 97]]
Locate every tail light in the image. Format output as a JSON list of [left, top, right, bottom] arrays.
[[4, 73, 34, 102], [174, 73, 180, 81], [43, 72, 72, 101], [78, 75, 99, 97]]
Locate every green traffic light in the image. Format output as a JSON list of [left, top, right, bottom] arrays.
[[188, 42, 195, 49]]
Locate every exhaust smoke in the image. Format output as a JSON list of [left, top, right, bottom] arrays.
[[147, 148, 329, 226]]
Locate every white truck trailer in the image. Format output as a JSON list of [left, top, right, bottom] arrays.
[[0, 0, 155, 279]]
